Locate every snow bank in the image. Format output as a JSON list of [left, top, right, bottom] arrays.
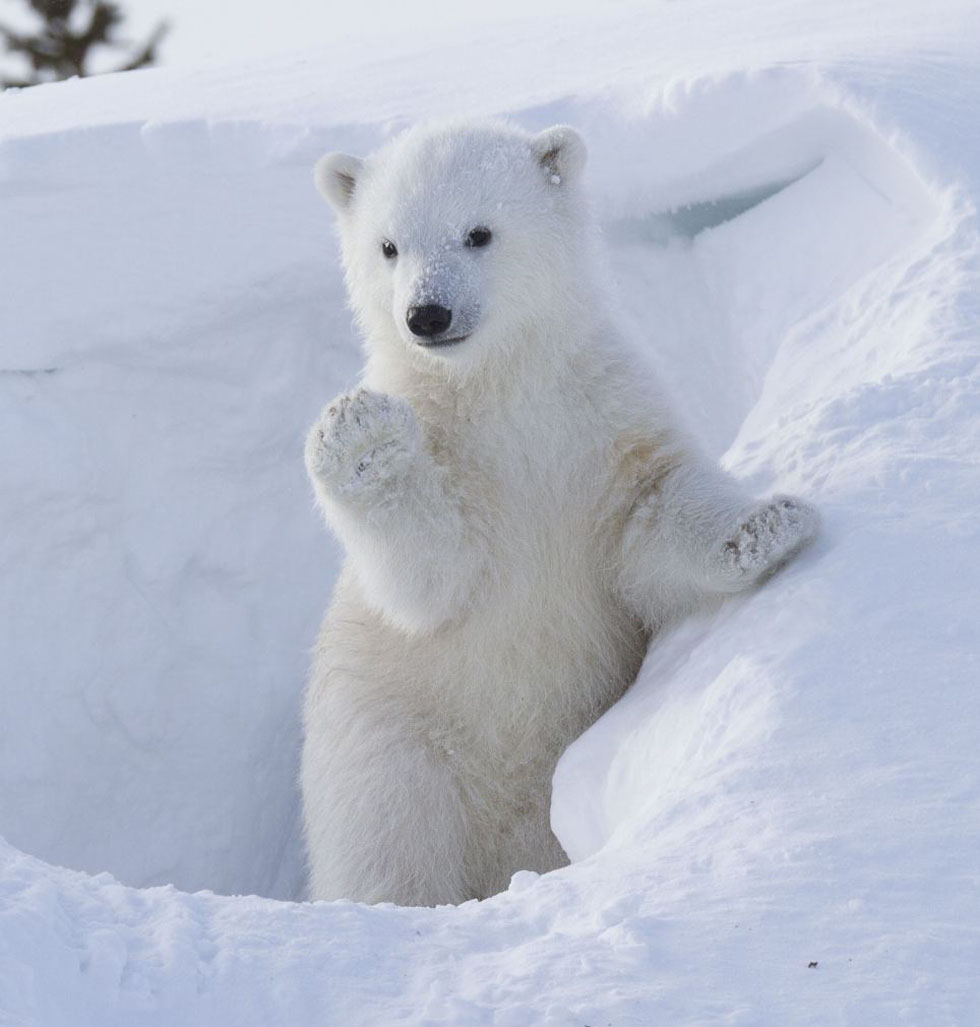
[[1, 2, 978, 1023]]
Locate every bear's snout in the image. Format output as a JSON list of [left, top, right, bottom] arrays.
[[407, 304, 453, 339]]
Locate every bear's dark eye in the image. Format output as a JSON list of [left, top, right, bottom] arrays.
[[381, 239, 398, 259], [465, 226, 492, 248]]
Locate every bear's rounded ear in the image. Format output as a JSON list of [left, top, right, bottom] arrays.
[[531, 125, 587, 188], [314, 152, 364, 212]]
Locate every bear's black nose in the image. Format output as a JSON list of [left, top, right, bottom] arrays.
[[407, 304, 452, 338]]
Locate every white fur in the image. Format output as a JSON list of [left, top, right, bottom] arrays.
[[302, 120, 818, 906]]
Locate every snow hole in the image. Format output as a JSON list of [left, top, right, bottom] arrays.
[[0, 71, 940, 902]]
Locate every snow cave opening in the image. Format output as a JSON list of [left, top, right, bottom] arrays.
[[2, 80, 941, 905]]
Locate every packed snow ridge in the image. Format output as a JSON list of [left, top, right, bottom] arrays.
[[1, 10, 978, 1024]]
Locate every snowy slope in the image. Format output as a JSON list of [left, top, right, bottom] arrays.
[[1, 2, 979, 1024]]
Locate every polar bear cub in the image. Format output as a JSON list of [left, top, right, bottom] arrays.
[[302, 120, 817, 906]]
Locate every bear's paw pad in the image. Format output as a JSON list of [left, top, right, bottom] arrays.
[[720, 495, 818, 581], [306, 388, 419, 496]]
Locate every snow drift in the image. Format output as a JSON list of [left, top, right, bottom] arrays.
[[1, 2, 978, 1023]]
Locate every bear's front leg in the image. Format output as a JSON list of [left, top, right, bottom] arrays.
[[305, 388, 484, 633], [616, 457, 818, 623]]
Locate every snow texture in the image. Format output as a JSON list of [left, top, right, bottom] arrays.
[[1, 1, 978, 1023]]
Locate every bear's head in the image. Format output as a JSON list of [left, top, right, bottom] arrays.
[[314, 120, 589, 376]]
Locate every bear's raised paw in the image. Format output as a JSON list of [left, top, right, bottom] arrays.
[[305, 388, 420, 499]]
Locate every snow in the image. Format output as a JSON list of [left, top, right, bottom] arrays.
[[1, 1, 979, 1023]]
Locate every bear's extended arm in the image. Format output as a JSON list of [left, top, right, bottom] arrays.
[[305, 388, 485, 634], [615, 454, 819, 626]]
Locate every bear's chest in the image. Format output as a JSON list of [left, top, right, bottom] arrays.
[[437, 408, 612, 556]]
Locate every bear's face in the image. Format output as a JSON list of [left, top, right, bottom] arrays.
[[315, 122, 588, 373]]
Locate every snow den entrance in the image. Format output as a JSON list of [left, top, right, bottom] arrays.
[[1, 71, 940, 902]]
